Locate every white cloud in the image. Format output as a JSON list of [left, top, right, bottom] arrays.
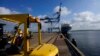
[[54, 6, 71, 16], [71, 11, 100, 30], [53, 6, 100, 30], [0, 7, 20, 31], [37, 6, 71, 31], [54, 6, 71, 26], [38, 15, 49, 31], [73, 11, 95, 22], [37, 8, 100, 30], [27, 7, 32, 12], [38, 15, 47, 18], [0, 7, 19, 14]]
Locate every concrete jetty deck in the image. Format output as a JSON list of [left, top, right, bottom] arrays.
[[30, 33, 71, 56], [53, 34, 71, 56], [30, 33, 58, 48], [7, 32, 84, 56]]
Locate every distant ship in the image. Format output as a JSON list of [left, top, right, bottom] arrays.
[[61, 23, 71, 35]]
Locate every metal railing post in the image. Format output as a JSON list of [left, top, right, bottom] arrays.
[[38, 23, 42, 45]]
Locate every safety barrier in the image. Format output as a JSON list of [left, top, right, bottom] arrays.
[[61, 34, 85, 56]]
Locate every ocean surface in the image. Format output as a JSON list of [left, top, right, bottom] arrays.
[[70, 31, 100, 56]]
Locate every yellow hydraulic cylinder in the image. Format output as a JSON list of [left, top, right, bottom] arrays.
[[30, 44, 58, 56]]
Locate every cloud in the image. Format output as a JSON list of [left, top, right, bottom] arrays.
[[0, 7, 20, 31], [53, 6, 100, 30], [37, 15, 48, 31], [54, 6, 71, 16], [71, 11, 100, 30], [37, 8, 100, 30], [37, 6, 71, 31], [27, 7, 32, 12], [54, 6, 71, 25], [0, 7, 19, 14], [73, 11, 95, 22], [38, 15, 47, 18]]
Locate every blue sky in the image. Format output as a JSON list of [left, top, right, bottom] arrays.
[[0, 0, 60, 15], [1, 0, 99, 15], [0, 0, 100, 31]]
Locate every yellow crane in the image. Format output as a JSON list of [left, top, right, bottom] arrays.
[[0, 14, 59, 56]]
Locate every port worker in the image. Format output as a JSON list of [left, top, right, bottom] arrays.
[[72, 38, 77, 47], [15, 29, 23, 49]]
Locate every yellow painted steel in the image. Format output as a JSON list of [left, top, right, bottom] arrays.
[[38, 23, 42, 45], [0, 14, 40, 23], [23, 21, 28, 56], [0, 14, 59, 56], [0, 14, 29, 23], [0, 14, 38, 56], [30, 44, 58, 56]]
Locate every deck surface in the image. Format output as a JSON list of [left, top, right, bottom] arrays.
[[8, 33, 72, 56], [30, 33, 71, 56], [30, 33, 58, 48], [53, 34, 71, 56]]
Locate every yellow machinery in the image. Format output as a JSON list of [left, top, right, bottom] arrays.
[[0, 14, 58, 56]]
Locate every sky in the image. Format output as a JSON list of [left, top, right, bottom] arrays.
[[0, 0, 100, 31]]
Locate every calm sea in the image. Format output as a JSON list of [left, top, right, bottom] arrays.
[[70, 31, 100, 56]]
